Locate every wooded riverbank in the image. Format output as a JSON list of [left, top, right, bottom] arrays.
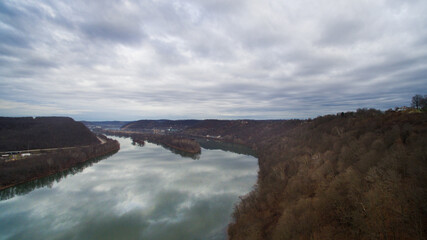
[[101, 130, 201, 154], [180, 110, 427, 239], [0, 137, 120, 190]]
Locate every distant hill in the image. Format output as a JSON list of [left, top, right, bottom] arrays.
[[121, 120, 201, 131], [0, 117, 100, 151], [81, 121, 130, 130], [185, 119, 301, 148]]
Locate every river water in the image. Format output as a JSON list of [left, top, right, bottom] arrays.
[[0, 136, 258, 240]]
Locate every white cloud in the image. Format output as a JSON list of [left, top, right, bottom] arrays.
[[0, 0, 426, 120], [0, 99, 87, 116]]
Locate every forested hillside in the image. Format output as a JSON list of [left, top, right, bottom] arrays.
[[0, 117, 100, 151], [185, 119, 301, 149], [0, 137, 119, 190], [230, 110, 426, 239], [0, 117, 120, 189], [182, 110, 426, 239]]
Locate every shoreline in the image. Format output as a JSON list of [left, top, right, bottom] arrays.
[[101, 130, 201, 154], [154, 141, 201, 154], [0, 138, 120, 191], [0, 148, 119, 191]]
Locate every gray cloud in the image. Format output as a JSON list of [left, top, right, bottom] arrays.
[[0, 0, 426, 120], [80, 21, 145, 44], [318, 19, 364, 46]]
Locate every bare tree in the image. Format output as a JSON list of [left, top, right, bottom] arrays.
[[421, 95, 427, 110], [411, 94, 423, 109]]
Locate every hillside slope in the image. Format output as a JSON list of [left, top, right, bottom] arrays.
[[0, 117, 120, 189], [0, 137, 119, 189], [183, 110, 427, 239], [0, 117, 100, 151], [185, 119, 301, 149]]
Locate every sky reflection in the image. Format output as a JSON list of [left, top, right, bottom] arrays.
[[0, 136, 258, 240]]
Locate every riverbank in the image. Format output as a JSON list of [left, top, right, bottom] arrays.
[[0, 134, 258, 239], [102, 130, 201, 154], [0, 137, 120, 190], [179, 110, 427, 239], [143, 135, 201, 154]]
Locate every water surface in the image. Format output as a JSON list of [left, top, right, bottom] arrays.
[[0, 137, 258, 240]]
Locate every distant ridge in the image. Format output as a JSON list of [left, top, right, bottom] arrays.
[[81, 121, 130, 130], [0, 117, 100, 151], [0, 116, 120, 190], [121, 119, 201, 131]]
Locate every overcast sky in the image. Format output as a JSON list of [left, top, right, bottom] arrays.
[[1, 0, 426, 120]]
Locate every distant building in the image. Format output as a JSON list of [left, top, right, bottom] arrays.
[[206, 135, 221, 139], [153, 129, 165, 134], [396, 106, 409, 112]]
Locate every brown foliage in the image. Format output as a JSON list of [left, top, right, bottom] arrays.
[[0, 117, 100, 151], [102, 130, 201, 154], [0, 138, 120, 189], [199, 111, 427, 240]]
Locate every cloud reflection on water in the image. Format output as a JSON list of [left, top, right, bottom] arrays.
[[0, 136, 258, 240]]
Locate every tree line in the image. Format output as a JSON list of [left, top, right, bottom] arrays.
[[0, 117, 100, 151], [411, 94, 427, 110], [0, 138, 119, 190]]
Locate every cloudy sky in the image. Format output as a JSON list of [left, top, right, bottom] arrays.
[[0, 0, 426, 120]]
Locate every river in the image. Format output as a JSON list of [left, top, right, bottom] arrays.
[[0, 136, 258, 240]]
